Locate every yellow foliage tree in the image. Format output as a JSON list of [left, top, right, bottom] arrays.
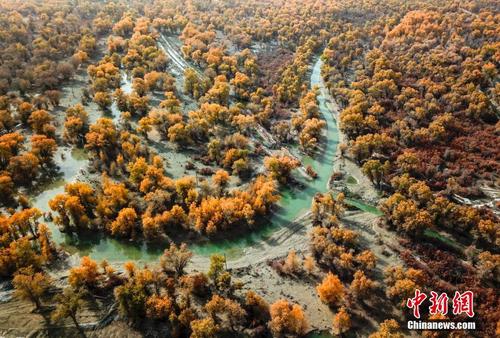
[[316, 272, 345, 307]]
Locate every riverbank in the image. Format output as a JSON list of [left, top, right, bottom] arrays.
[[0, 49, 390, 337], [318, 68, 381, 206], [0, 61, 392, 338], [26, 53, 347, 264], [0, 208, 389, 337]]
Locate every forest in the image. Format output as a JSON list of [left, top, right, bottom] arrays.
[[0, 0, 498, 337]]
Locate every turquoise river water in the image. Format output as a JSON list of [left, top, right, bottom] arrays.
[[31, 58, 378, 262]]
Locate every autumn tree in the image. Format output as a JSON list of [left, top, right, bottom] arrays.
[[190, 317, 219, 338], [138, 116, 154, 139], [88, 62, 120, 91], [94, 91, 112, 110], [316, 272, 345, 307], [232, 113, 256, 134], [49, 182, 96, 231], [350, 133, 396, 164], [184, 68, 206, 98], [205, 295, 246, 331], [181, 273, 209, 297], [0, 132, 24, 168], [350, 270, 377, 299], [269, 299, 308, 337], [212, 169, 230, 195], [160, 91, 182, 113], [333, 307, 351, 336], [146, 295, 174, 319], [299, 118, 326, 154], [12, 266, 51, 310], [132, 78, 147, 96], [64, 104, 89, 146], [69, 256, 100, 289], [114, 263, 155, 323], [95, 176, 130, 222], [28, 109, 54, 136], [207, 254, 231, 290], [395, 150, 419, 175], [476, 219, 499, 246], [37, 223, 55, 262], [85, 118, 119, 165], [231, 72, 252, 100], [17, 102, 34, 125], [160, 242, 193, 277], [356, 250, 377, 271], [476, 251, 500, 282], [303, 255, 316, 274], [282, 249, 301, 275], [384, 266, 426, 304], [110, 207, 138, 238], [8, 152, 40, 185], [264, 155, 300, 184], [362, 159, 390, 188], [272, 121, 292, 143], [381, 194, 433, 237], [64, 116, 87, 145], [0, 173, 15, 204], [45, 90, 61, 107], [30, 134, 57, 166], [0, 236, 42, 277], [369, 319, 403, 338], [168, 122, 192, 146], [52, 287, 86, 332], [245, 291, 270, 324]]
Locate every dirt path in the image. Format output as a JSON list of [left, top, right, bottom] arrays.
[[158, 34, 204, 77], [189, 211, 313, 270]]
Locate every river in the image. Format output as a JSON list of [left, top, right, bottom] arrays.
[[190, 57, 341, 258], [30, 55, 376, 264]]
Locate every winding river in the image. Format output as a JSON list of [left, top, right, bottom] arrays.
[[30, 56, 375, 264]]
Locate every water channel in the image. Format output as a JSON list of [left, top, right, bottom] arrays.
[[30, 57, 379, 263]]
